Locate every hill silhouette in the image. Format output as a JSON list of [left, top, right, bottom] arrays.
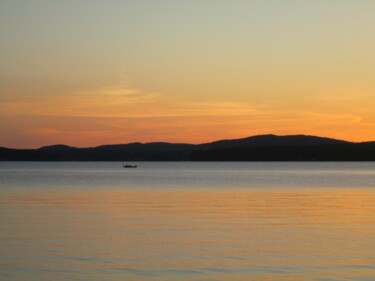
[[0, 134, 374, 161], [198, 134, 348, 149]]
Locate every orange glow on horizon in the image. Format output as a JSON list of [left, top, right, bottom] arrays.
[[0, 83, 373, 148], [0, 1, 374, 148]]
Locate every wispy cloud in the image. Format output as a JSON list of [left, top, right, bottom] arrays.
[[1, 78, 374, 147], [0, 79, 270, 119], [0, 80, 160, 117]]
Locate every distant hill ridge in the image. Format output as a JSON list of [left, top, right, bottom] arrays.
[[0, 134, 374, 161], [38, 144, 78, 151], [198, 134, 348, 149], [38, 134, 349, 150]]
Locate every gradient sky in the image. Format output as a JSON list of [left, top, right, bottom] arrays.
[[1, 0, 374, 148]]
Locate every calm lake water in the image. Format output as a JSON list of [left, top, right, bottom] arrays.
[[0, 162, 374, 281]]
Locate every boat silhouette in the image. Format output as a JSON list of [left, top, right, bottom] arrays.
[[123, 164, 137, 168]]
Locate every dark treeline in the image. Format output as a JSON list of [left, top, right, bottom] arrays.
[[191, 143, 375, 161], [1, 135, 374, 161], [0, 143, 193, 161], [1, 143, 375, 161]]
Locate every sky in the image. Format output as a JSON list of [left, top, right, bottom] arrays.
[[0, 0, 374, 148]]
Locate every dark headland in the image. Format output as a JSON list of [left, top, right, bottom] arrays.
[[0, 134, 374, 161]]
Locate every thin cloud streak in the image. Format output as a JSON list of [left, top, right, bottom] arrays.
[[0, 81, 374, 147]]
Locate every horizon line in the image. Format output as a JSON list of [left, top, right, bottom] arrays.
[[2, 133, 374, 150]]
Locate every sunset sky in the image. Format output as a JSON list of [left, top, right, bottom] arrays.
[[1, 0, 374, 148]]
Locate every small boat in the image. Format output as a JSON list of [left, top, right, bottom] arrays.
[[123, 164, 137, 168]]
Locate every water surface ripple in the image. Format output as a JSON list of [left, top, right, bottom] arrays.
[[0, 162, 374, 280]]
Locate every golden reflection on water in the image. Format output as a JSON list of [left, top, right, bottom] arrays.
[[1, 188, 375, 281]]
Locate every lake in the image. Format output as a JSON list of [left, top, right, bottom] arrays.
[[0, 162, 374, 280]]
